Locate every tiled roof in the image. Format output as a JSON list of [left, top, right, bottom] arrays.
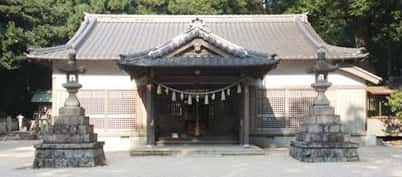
[[27, 13, 368, 60], [119, 18, 279, 67]]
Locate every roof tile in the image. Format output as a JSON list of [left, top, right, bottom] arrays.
[[27, 13, 368, 60]]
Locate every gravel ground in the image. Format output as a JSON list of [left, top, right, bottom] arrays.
[[0, 140, 401, 177]]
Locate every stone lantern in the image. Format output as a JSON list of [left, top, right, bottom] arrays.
[[289, 47, 359, 162], [60, 52, 85, 107], [33, 52, 105, 168], [311, 47, 337, 107]]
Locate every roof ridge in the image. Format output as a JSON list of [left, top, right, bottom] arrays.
[[84, 12, 309, 23], [67, 15, 97, 49]]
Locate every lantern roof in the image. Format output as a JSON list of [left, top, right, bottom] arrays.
[[311, 47, 338, 74]]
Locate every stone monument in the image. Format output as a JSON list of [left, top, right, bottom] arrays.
[[33, 52, 105, 168], [289, 48, 359, 162]]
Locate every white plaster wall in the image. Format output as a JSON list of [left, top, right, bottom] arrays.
[[51, 60, 140, 125], [52, 60, 137, 90], [258, 61, 367, 135], [335, 89, 366, 135], [262, 61, 366, 88]]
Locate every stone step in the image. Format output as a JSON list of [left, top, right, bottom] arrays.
[[42, 133, 97, 143], [49, 124, 94, 134], [53, 116, 90, 125], [2, 131, 37, 140], [296, 132, 347, 143], [130, 145, 265, 156], [157, 137, 238, 145]]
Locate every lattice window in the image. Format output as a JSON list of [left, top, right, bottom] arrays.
[[257, 89, 316, 129], [55, 89, 138, 130], [77, 90, 105, 114], [106, 90, 137, 129], [257, 89, 285, 116], [108, 118, 136, 129], [288, 90, 316, 117], [89, 117, 105, 129], [108, 90, 137, 114]]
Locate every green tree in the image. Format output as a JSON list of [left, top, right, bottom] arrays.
[[0, 0, 137, 70], [287, 0, 402, 79], [1, 0, 401, 115], [387, 90, 402, 118], [167, 0, 221, 14], [0, 0, 137, 115], [135, 0, 264, 14], [135, 0, 168, 14]]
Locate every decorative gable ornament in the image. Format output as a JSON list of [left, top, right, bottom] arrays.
[[147, 18, 249, 59], [187, 18, 209, 33]]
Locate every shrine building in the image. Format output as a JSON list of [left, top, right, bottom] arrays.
[[27, 13, 382, 148]]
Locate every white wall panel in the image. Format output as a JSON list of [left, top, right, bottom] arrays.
[[335, 89, 367, 135], [262, 62, 366, 88], [53, 74, 136, 90], [53, 60, 137, 90]]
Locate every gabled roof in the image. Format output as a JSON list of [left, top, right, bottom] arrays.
[[27, 13, 368, 60], [119, 18, 278, 67], [338, 65, 382, 84], [367, 86, 395, 95]]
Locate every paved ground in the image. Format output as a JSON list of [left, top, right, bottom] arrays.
[[0, 140, 402, 177]]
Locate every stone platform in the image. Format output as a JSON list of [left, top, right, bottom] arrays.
[[289, 141, 359, 162], [289, 105, 360, 162], [289, 49, 360, 162], [33, 107, 106, 168], [130, 145, 265, 156], [33, 142, 105, 168], [33, 53, 105, 168]]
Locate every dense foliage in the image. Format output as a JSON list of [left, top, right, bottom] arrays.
[[387, 90, 402, 118], [0, 0, 401, 116], [286, 0, 402, 78]]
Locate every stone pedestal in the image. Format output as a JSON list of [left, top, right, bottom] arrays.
[[33, 106, 105, 168], [289, 106, 359, 162], [289, 48, 359, 162]]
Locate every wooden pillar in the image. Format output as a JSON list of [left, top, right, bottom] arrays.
[[243, 81, 250, 147], [250, 85, 256, 135], [146, 82, 155, 145], [195, 102, 200, 136], [239, 94, 244, 145]]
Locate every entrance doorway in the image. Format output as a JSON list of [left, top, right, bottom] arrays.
[[155, 92, 240, 144]]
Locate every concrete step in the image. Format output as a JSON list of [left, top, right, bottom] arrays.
[[130, 145, 265, 156], [157, 139, 238, 145], [157, 136, 238, 145]]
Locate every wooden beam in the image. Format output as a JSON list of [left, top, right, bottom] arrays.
[[156, 76, 240, 84]]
